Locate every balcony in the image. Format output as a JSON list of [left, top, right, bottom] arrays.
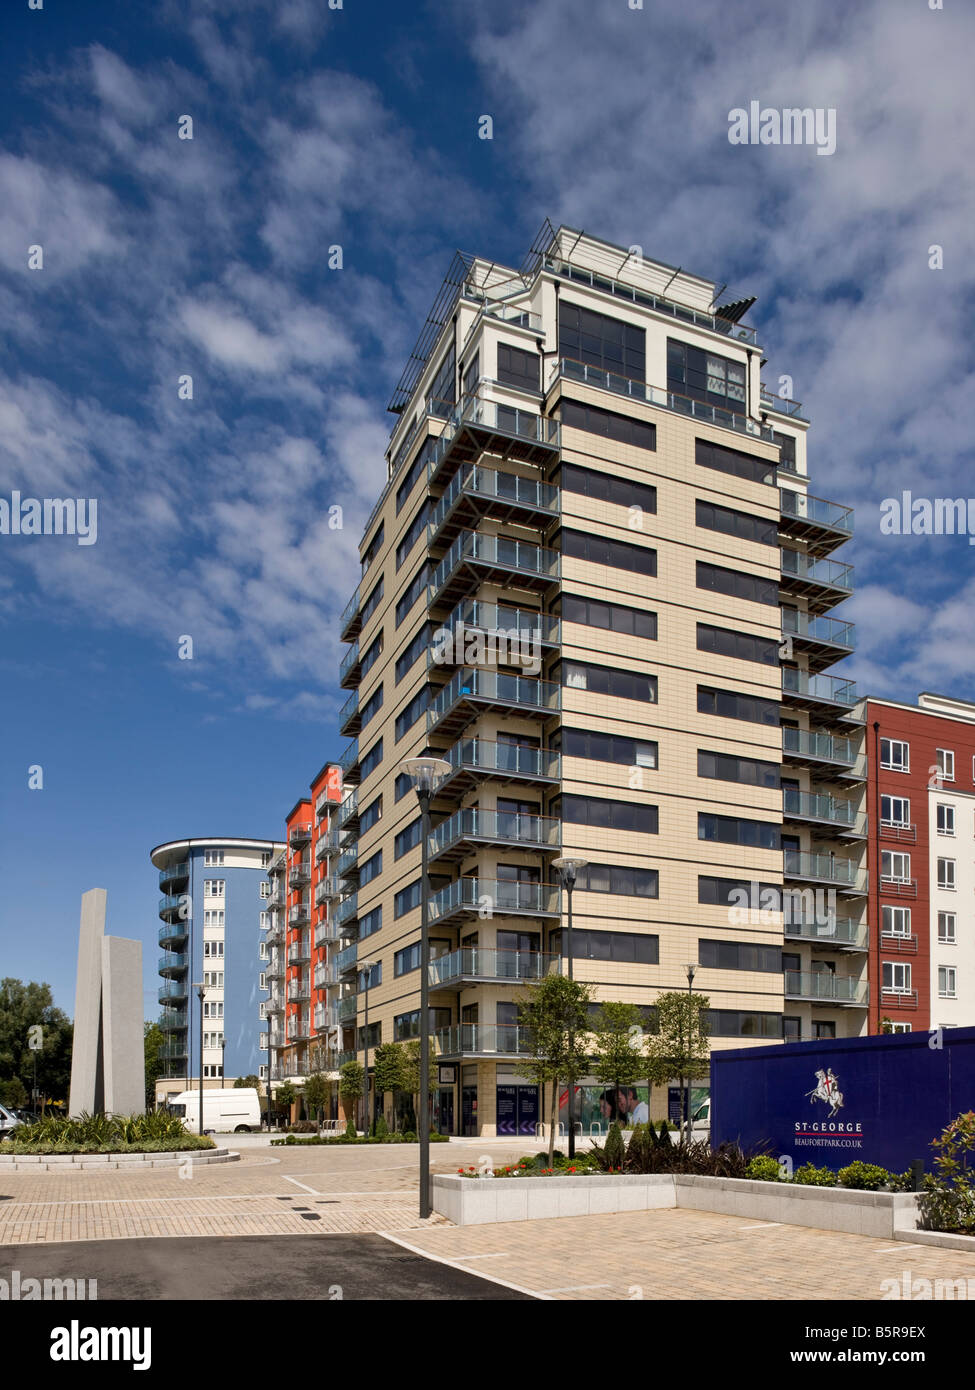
[[779, 489, 853, 556], [427, 462, 560, 549], [879, 875, 917, 899], [334, 894, 359, 927], [337, 995, 358, 1023], [289, 901, 310, 927], [429, 946, 559, 992], [436, 1023, 535, 1058], [158, 952, 188, 977], [337, 843, 358, 879], [288, 980, 311, 1004], [428, 877, 560, 926], [781, 610, 855, 671], [158, 980, 188, 1005], [340, 585, 361, 642], [880, 931, 919, 955], [338, 739, 360, 786], [158, 1012, 188, 1033], [158, 893, 187, 924], [334, 942, 358, 976], [338, 789, 359, 830], [288, 860, 311, 888], [430, 600, 561, 674], [425, 394, 561, 490], [266, 954, 285, 980], [158, 1042, 189, 1065], [879, 820, 917, 845], [880, 987, 918, 1010], [782, 788, 865, 837], [781, 726, 863, 777], [158, 861, 189, 892], [429, 807, 561, 865], [267, 883, 284, 906], [783, 917, 868, 951], [289, 1015, 311, 1042], [266, 990, 285, 1015], [315, 875, 341, 905], [782, 667, 857, 713], [784, 971, 867, 1005], [428, 530, 560, 609], [760, 385, 806, 420], [780, 549, 853, 612], [315, 920, 346, 948], [339, 689, 360, 737], [265, 917, 285, 947], [340, 641, 361, 690], [289, 824, 312, 848], [440, 736, 561, 797], [783, 851, 867, 894], [158, 920, 188, 949], [289, 937, 312, 966], [427, 667, 560, 738], [316, 822, 341, 860]]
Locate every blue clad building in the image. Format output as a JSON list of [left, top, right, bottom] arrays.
[[151, 837, 284, 1102]]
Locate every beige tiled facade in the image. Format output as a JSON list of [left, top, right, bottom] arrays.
[[312, 224, 866, 1135]]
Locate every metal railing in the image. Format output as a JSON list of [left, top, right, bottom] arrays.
[[427, 462, 559, 539], [783, 917, 868, 950], [428, 877, 560, 922], [158, 862, 189, 888], [780, 548, 853, 590], [782, 725, 862, 769], [782, 667, 857, 706], [783, 851, 866, 891], [158, 952, 188, 974], [781, 609, 855, 649], [782, 787, 863, 832], [779, 488, 853, 533], [334, 943, 358, 975], [444, 735, 561, 784], [334, 894, 359, 926], [784, 970, 867, 1004], [428, 667, 560, 729], [429, 947, 559, 987], [436, 1023, 535, 1056], [429, 807, 561, 857], [429, 529, 560, 604]]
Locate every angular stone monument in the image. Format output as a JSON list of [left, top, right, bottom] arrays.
[[68, 888, 146, 1117]]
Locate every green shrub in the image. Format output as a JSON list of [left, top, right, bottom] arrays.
[[625, 1124, 654, 1174], [344, 1119, 357, 1138], [887, 1169, 916, 1193], [603, 1122, 625, 1172], [792, 1162, 837, 1187], [373, 1115, 389, 1140], [746, 1155, 782, 1183], [837, 1161, 890, 1191], [917, 1110, 975, 1234], [5, 1110, 192, 1152]]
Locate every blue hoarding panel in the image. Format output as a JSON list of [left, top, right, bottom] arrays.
[[711, 1026, 975, 1172]]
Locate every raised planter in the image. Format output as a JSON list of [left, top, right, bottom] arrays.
[[432, 1171, 922, 1236], [0, 1147, 240, 1172]]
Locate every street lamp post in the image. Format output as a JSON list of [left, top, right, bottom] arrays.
[[358, 959, 378, 1135], [400, 756, 450, 1220], [683, 963, 698, 1145], [553, 856, 588, 1159], [221, 1036, 226, 1088], [194, 982, 206, 1137]]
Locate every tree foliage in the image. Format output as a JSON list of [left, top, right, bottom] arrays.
[[645, 990, 710, 1137], [0, 978, 73, 1105], [372, 1042, 407, 1130], [144, 1022, 166, 1109], [516, 973, 593, 1163], [590, 1001, 644, 1096]]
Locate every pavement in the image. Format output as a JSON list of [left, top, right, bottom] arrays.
[[2, 1139, 974, 1301]]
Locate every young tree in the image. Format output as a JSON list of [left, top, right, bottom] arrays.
[[303, 1072, 330, 1128], [591, 1001, 644, 1124], [401, 1040, 437, 1134], [516, 973, 592, 1165], [372, 1042, 407, 1132], [234, 1074, 263, 1093], [338, 1060, 364, 1129], [644, 991, 710, 1143], [144, 1021, 167, 1111], [275, 1080, 297, 1127]]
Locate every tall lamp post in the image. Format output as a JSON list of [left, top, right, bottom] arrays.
[[552, 856, 588, 1159], [194, 982, 206, 1136], [400, 755, 450, 1220], [683, 963, 698, 1145], [358, 958, 378, 1135]]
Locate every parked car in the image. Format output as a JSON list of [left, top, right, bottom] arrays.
[[0, 1103, 22, 1139], [14, 1110, 41, 1125]]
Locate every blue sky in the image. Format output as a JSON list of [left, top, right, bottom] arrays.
[[1, 0, 973, 1018]]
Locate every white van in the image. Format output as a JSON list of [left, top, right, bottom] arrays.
[[165, 1088, 261, 1135]]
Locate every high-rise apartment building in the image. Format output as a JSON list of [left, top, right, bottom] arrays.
[[152, 836, 284, 1103], [327, 222, 865, 1137], [863, 692, 975, 1033]]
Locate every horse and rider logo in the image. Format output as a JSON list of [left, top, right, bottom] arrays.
[[806, 1067, 844, 1118]]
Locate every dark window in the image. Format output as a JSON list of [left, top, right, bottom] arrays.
[[562, 528, 656, 576], [497, 343, 540, 392], [667, 341, 747, 413], [394, 879, 422, 918], [356, 1021, 382, 1048], [360, 684, 384, 730], [774, 432, 797, 470], [698, 813, 780, 850], [394, 817, 422, 859], [396, 563, 429, 627], [696, 561, 778, 606], [561, 795, 658, 834], [361, 521, 384, 577], [427, 344, 456, 417], [562, 661, 657, 703], [394, 1007, 452, 1041], [397, 502, 429, 568], [463, 354, 479, 397], [698, 939, 783, 972], [697, 685, 779, 726], [359, 850, 382, 886], [361, 576, 384, 626], [698, 875, 781, 907], [359, 905, 382, 939], [394, 939, 450, 977], [561, 463, 656, 513], [697, 623, 779, 666], [695, 498, 777, 546], [568, 929, 658, 963], [561, 400, 656, 451], [360, 738, 383, 781], [560, 727, 658, 769], [697, 749, 780, 788], [360, 632, 384, 678], [359, 796, 382, 834], [396, 436, 437, 513], [559, 302, 645, 380], [395, 687, 428, 741], [561, 594, 656, 640], [694, 437, 775, 487], [394, 772, 413, 801], [575, 864, 659, 898], [704, 1010, 782, 1038], [395, 624, 432, 683]]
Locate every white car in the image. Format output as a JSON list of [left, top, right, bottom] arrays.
[[0, 1103, 22, 1139]]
